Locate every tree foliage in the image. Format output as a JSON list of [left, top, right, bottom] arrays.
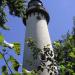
[[0, 0, 26, 30], [0, 34, 21, 75], [0, 0, 24, 75], [53, 24, 75, 75]]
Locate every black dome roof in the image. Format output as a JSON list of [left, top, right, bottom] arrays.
[[28, 0, 43, 8]]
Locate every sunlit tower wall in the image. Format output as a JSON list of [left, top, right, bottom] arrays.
[[23, 0, 57, 75]]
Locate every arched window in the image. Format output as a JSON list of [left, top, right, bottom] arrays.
[[36, 16, 41, 20]]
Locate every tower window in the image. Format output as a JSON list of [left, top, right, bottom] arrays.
[[36, 16, 41, 20]]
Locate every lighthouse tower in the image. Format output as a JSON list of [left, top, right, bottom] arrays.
[[23, 0, 57, 75]]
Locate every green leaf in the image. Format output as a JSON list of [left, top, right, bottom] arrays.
[[8, 56, 20, 71], [53, 41, 60, 47], [2, 65, 8, 75], [12, 60, 20, 71], [13, 42, 20, 55], [10, 72, 21, 75], [7, 56, 15, 62], [0, 53, 3, 59], [15, 72, 21, 75], [31, 70, 38, 75], [2, 43, 8, 47], [0, 25, 10, 30], [2, 72, 8, 75], [60, 65, 66, 70], [0, 35, 4, 45], [73, 73, 75, 75], [22, 68, 38, 75], [2, 65, 7, 72], [22, 68, 31, 75], [10, 74, 15, 75], [73, 48, 75, 51], [22, 68, 28, 75], [69, 52, 75, 58]]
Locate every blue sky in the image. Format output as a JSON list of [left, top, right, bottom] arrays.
[[2, 0, 75, 42], [0, 0, 75, 73], [43, 0, 75, 41]]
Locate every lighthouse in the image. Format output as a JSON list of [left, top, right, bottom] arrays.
[[23, 0, 57, 75]]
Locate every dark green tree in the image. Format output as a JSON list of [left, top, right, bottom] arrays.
[[53, 19, 75, 75]]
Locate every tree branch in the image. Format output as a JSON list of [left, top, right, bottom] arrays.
[[0, 51, 13, 74]]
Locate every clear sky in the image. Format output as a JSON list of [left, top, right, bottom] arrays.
[[2, 0, 75, 42], [0, 0, 75, 73], [43, 0, 75, 41]]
